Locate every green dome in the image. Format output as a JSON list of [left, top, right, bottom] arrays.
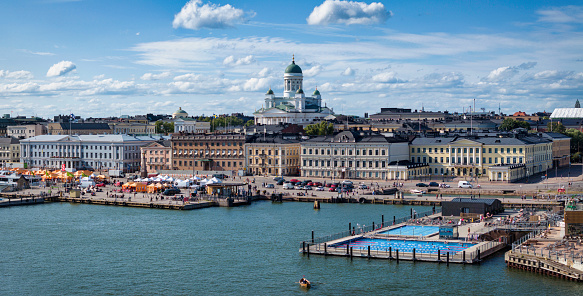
[[313, 89, 320, 96], [285, 61, 302, 74], [266, 88, 274, 95], [174, 107, 187, 114], [296, 88, 304, 94]]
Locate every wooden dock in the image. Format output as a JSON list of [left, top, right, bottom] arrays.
[[506, 251, 583, 281], [0, 197, 45, 207]]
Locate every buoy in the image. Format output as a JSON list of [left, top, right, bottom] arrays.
[[313, 200, 320, 209]]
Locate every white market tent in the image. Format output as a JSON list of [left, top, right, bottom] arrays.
[[550, 108, 583, 119]]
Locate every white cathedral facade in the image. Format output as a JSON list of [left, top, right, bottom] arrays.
[[253, 58, 334, 125]]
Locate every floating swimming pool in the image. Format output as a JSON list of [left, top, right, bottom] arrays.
[[332, 238, 474, 254], [380, 225, 439, 237]]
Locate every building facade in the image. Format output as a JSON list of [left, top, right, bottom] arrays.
[[245, 134, 300, 176], [174, 118, 211, 134], [408, 133, 553, 181], [140, 140, 172, 174], [0, 137, 20, 166], [20, 135, 161, 172], [171, 133, 245, 172], [542, 132, 571, 168], [300, 131, 409, 180], [7, 124, 47, 139], [109, 122, 156, 135], [253, 57, 334, 125]]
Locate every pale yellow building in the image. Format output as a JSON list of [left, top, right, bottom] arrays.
[[245, 135, 300, 176], [409, 133, 553, 182]]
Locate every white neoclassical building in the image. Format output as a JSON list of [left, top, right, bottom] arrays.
[[253, 57, 334, 125]]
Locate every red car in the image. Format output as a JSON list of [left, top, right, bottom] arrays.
[[307, 182, 314, 186], [313, 182, 322, 187], [328, 187, 336, 192], [96, 183, 106, 187], [330, 184, 337, 188], [289, 179, 300, 183]]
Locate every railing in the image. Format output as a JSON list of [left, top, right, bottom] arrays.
[[305, 209, 439, 245]]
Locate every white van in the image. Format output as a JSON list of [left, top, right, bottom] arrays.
[[283, 183, 294, 190], [458, 181, 472, 188]]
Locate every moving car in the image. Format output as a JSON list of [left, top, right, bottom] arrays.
[[458, 181, 473, 188], [416, 183, 429, 187], [429, 182, 439, 187]]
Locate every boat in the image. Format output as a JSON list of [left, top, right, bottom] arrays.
[[299, 278, 311, 288], [410, 189, 425, 195]]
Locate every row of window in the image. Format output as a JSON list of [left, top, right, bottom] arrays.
[[174, 160, 243, 168], [249, 149, 299, 156], [302, 159, 387, 168], [303, 148, 386, 156], [27, 144, 139, 151], [175, 141, 243, 147], [252, 158, 298, 165], [412, 154, 551, 165], [413, 147, 529, 154]]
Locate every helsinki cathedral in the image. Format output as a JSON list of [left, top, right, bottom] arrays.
[[253, 57, 334, 125]]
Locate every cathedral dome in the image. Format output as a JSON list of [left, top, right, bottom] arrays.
[[313, 89, 320, 96], [285, 60, 302, 74], [266, 88, 274, 95], [172, 107, 188, 119], [296, 88, 304, 94]]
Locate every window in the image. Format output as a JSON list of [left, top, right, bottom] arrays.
[[494, 148, 498, 153], [488, 148, 492, 153], [513, 148, 516, 153], [428, 148, 432, 153], [412, 148, 415, 153], [417, 148, 420, 153], [423, 148, 426, 153]]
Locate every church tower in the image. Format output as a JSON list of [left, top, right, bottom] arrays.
[[283, 55, 303, 98]]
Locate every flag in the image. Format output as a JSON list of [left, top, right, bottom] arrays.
[[66, 172, 74, 178]]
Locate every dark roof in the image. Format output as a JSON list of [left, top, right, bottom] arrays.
[[387, 160, 428, 168], [246, 134, 299, 144], [542, 132, 570, 139], [450, 198, 499, 205], [0, 137, 19, 145], [59, 123, 111, 130]]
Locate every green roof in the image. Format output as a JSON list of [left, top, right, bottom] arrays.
[[266, 88, 274, 95], [313, 89, 320, 95], [285, 61, 302, 74]]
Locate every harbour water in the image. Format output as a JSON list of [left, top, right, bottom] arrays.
[[1, 201, 581, 295]]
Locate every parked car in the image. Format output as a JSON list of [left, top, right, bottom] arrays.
[[313, 182, 323, 187], [342, 180, 353, 185], [276, 179, 285, 185], [163, 188, 181, 196], [289, 179, 300, 183], [265, 184, 274, 188], [283, 183, 294, 190], [95, 183, 106, 187], [416, 183, 429, 187], [359, 184, 368, 189], [316, 186, 325, 191], [307, 182, 314, 186], [429, 182, 439, 187], [294, 185, 303, 190], [273, 177, 284, 181], [328, 187, 336, 192], [303, 185, 312, 190], [439, 183, 451, 188]]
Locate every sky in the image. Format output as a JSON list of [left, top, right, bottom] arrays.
[[0, 0, 582, 119]]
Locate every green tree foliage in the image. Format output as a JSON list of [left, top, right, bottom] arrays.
[[195, 116, 244, 131], [245, 119, 255, 127], [154, 121, 174, 134], [498, 118, 530, 131], [304, 121, 334, 136], [547, 122, 566, 133]]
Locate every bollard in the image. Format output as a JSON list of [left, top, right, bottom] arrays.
[[447, 252, 449, 266], [411, 208, 413, 219], [382, 215, 384, 227], [413, 248, 416, 262], [324, 243, 327, 255], [302, 241, 306, 254], [368, 245, 371, 258], [350, 247, 353, 259], [438, 249, 441, 262], [312, 231, 314, 244], [307, 244, 310, 257], [396, 249, 399, 263], [373, 222, 375, 230], [346, 243, 350, 255], [463, 251, 466, 264], [349, 222, 351, 233], [393, 216, 396, 225], [389, 247, 392, 259]]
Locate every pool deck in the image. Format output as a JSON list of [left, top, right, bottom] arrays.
[[505, 227, 583, 281], [300, 214, 508, 264]]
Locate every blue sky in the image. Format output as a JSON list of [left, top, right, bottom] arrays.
[[0, 0, 582, 118]]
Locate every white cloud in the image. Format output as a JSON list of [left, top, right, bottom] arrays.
[[372, 71, 404, 83], [172, 0, 252, 30], [140, 72, 172, 80], [243, 77, 270, 91], [341, 67, 355, 76], [174, 73, 202, 81], [0, 70, 33, 80], [223, 55, 255, 66], [20, 49, 55, 56], [257, 67, 270, 77], [537, 5, 583, 24], [483, 62, 537, 82], [46, 61, 76, 77], [307, 0, 391, 26], [304, 65, 323, 77]]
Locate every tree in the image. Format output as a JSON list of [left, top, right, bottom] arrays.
[[245, 119, 254, 127], [305, 121, 334, 136], [499, 118, 530, 131], [547, 122, 566, 133], [155, 121, 174, 134]]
